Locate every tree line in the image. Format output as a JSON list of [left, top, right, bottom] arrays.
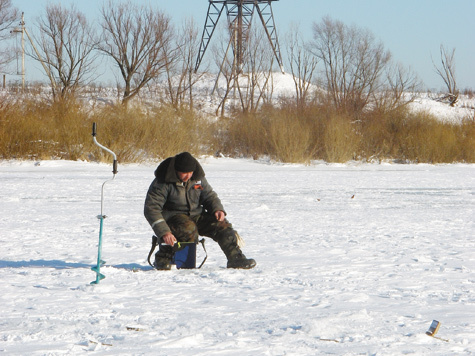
[[0, 0, 461, 114]]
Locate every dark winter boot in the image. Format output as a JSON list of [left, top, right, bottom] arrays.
[[226, 252, 257, 269], [154, 245, 173, 270], [216, 229, 256, 269]]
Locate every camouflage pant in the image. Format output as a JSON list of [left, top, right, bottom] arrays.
[[166, 213, 234, 243]]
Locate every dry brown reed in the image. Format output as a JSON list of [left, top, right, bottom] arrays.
[[1, 97, 473, 164]]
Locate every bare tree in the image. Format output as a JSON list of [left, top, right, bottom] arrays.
[[374, 62, 421, 111], [309, 16, 391, 114], [99, 1, 173, 106], [236, 27, 275, 113], [210, 34, 235, 116], [32, 4, 98, 98], [432, 44, 458, 106], [214, 26, 275, 114], [0, 0, 19, 70], [286, 25, 318, 108], [163, 18, 204, 110]]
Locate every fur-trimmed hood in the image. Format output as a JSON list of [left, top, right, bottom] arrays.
[[154, 155, 205, 183]]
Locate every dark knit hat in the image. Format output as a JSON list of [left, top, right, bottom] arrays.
[[174, 152, 196, 172]]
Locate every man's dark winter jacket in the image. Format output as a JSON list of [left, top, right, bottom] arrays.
[[144, 155, 225, 238]]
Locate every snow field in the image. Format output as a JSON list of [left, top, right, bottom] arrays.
[[0, 158, 474, 355]]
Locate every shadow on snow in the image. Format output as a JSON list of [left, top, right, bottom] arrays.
[[0, 259, 153, 271]]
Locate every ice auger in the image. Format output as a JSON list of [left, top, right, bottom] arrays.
[[91, 122, 118, 284]]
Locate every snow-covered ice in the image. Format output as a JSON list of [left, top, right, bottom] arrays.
[[0, 158, 474, 355]]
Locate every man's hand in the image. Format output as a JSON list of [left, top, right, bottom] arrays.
[[215, 210, 225, 222], [162, 232, 177, 246]]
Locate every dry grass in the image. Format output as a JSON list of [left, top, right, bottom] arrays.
[[323, 114, 360, 163], [90, 104, 208, 162], [0, 98, 91, 161], [218, 111, 268, 158], [358, 108, 475, 163], [0, 98, 212, 162], [1, 97, 473, 164]]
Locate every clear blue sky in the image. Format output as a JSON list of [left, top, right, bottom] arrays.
[[9, 0, 475, 90]]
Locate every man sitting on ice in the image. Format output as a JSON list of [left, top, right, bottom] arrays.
[[144, 152, 256, 270]]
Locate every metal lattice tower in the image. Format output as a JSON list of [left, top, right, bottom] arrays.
[[195, 0, 284, 74]]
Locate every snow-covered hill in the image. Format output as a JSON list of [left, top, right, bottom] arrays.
[[2, 72, 474, 123]]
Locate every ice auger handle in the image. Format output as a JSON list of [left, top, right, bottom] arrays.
[[92, 122, 118, 174], [112, 159, 118, 175]]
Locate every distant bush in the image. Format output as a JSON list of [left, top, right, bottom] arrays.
[[0, 98, 90, 161], [91, 104, 210, 162], [0, 96, 473, 164], [359, 108, 475, 163], [219, 104, 325, 163], [462, 88, 474, 99], [323, 114, 360, 163], [220, 103, 475, 164], [267, 109, 315, 163], [218, 110, 268, 159], [0, 98, 212, 162]]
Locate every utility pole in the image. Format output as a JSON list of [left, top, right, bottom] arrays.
[[11, 12, 57, 92], [11, 12, 25, 90]]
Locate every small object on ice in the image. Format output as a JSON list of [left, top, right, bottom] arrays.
[[426, 320, 440, 336], [425, 320, 449, 342], [319, 338, 340, 343], [88, 339, 113, 347], [351, 195, 355, 199], [126, 326, 146, 331]]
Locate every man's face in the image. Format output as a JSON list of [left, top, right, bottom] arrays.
[[176, 171, 193, 183]]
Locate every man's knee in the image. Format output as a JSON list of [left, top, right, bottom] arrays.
[[213, 226, 236, 243], [167, 214, 199, 242]]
